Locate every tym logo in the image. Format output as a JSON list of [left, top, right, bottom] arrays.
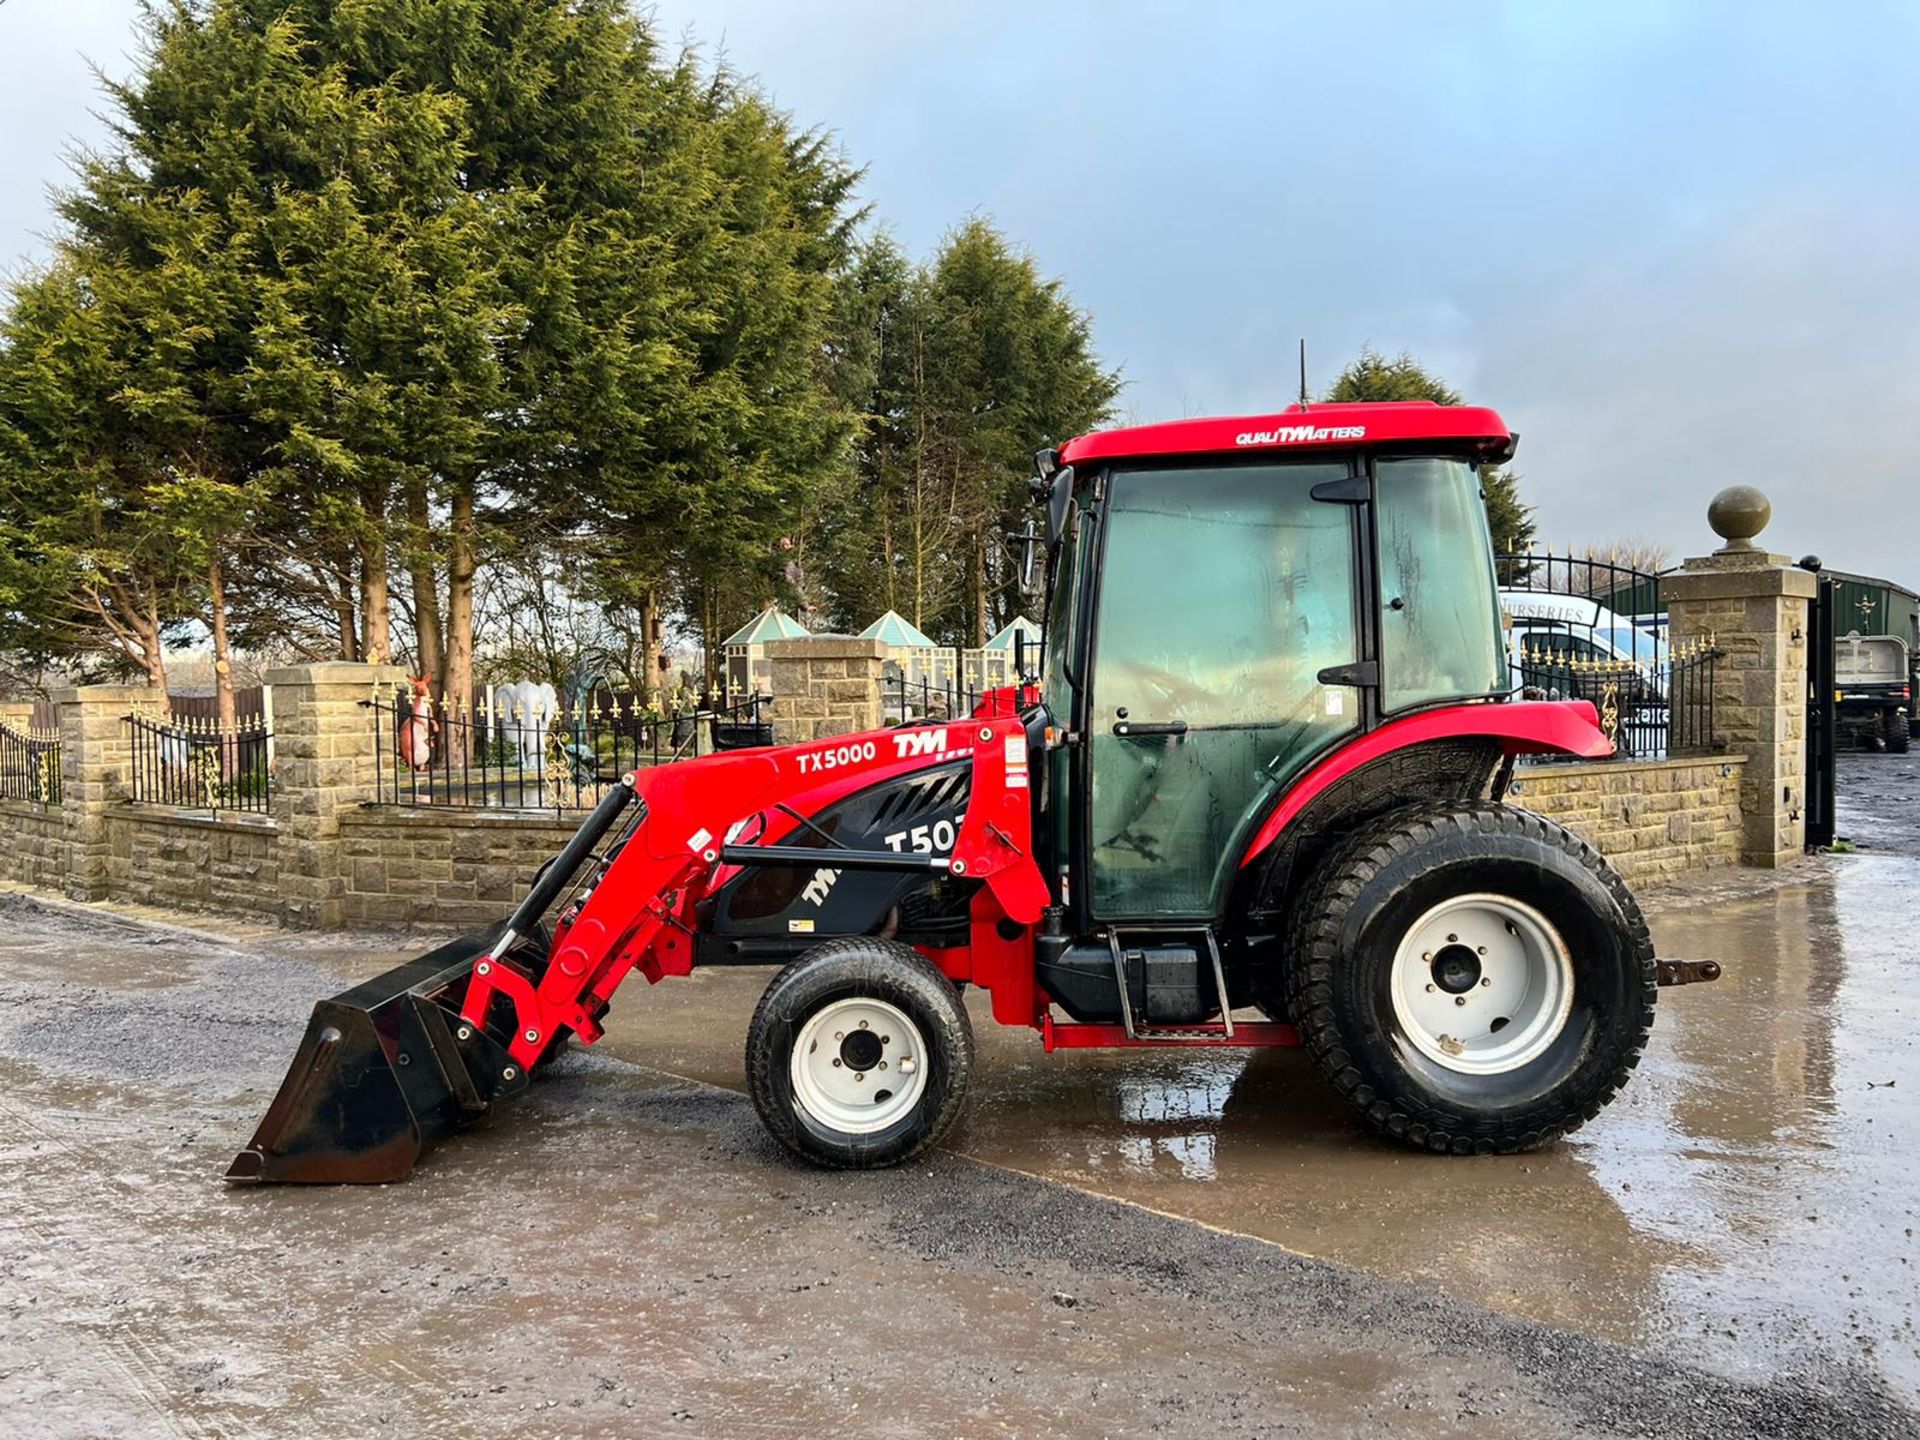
[[802, 868, 842, 906], [1234, 424, 1366, 446], [892, 729, 950, 759]]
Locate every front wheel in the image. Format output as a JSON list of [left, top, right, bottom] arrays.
[[1284, 804, 1656, 1154], [746, 938, 974, 1168]]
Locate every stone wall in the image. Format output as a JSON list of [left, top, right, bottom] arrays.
[[0, 800, 66, 892], [766, 637, 886, 742], [339, 809, 579, 929], [106, 809, 281, 921], [1507, 755, 1746, 887]]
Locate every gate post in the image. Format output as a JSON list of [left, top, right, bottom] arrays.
[[49, 683, 165, 902], [766, 637, 886, 743], [1662, 487, 1817, 867], [266, 662, 408, 928]]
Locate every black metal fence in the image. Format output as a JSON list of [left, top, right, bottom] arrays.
[[125, 712, 273, 814], [883, 675, 986, 724], [0, 719, 61, 805], [373, 690, 771, 810], [1514, 635, 1721, 760], [1496, 551, 1663, 641]]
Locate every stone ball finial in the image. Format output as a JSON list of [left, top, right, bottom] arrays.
[[1707, 484, 1771, 552]]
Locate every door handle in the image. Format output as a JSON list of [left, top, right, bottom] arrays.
[[1112, 720, 1188, 737]]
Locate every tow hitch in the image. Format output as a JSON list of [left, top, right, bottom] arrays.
[[1656, 959, 1722, 987]]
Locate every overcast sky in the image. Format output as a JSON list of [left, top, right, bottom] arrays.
[[6, 1, 1918, 581]]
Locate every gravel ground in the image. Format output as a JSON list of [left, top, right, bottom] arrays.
[[1, 884, 1915, 1438]]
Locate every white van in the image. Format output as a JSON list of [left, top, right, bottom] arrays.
[[1498, 589, 1667, 673]]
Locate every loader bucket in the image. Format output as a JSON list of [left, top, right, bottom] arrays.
[[226, 928, 529, 1185], [229, 779, 642, 1185]]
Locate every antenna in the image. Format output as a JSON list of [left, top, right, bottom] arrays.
[[1298, 339, 1308, 408]]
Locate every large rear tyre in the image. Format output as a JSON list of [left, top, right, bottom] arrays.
[[746, 938, 974, 1169], [1888, 712, 1911, 754], [1284, 803, 1655, 1154]]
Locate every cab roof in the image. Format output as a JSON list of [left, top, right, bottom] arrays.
[[1057, 400, 1515, 468]]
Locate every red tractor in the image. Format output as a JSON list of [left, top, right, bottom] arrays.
[[232, 400, 1717, 1184]]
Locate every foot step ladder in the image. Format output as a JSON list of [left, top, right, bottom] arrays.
[[1104, 927, 1234, 1042]]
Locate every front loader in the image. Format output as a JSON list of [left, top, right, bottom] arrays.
[[231, 399, 1719, 1184]]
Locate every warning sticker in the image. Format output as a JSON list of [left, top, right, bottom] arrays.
[[788, 918, 816, 934], [1323, 690, 1345, 717], [1005, 735, 1028, 766]]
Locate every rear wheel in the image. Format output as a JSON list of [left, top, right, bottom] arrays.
[[1888, 712, 1911, 754], [1284, 803, 1655, 1154], [746, 937, 973, 1168]]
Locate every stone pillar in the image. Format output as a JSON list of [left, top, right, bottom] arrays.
[[51, 684, 165, 902], [766, 637, 886, 743], [266, 662, 407, 928], [0, 700, 32, 731], [1663, 487, 1815, 868]]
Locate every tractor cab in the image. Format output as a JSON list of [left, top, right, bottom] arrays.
[[1033, 403, 1514, 916]]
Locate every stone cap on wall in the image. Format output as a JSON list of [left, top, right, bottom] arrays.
[[261, 661, 411, 688], [1664, 559, 1818, 603], [764, 637, 888, 662], [48, 683, 167, 706]]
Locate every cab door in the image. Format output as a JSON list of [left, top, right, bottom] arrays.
[[1084, 461, 1362, 921]]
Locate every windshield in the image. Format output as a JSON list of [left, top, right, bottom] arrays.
[[1376, 457, 1510, 711]]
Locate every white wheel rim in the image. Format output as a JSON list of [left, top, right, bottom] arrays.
[[789, 997, 930, 1135], [1389, 893, 1575, 1076]]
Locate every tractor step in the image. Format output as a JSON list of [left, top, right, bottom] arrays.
[[1040, 1018, 1301, 1050], [1105, 926, 1234, 1040]]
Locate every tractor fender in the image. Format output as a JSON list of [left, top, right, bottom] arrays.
[[1236, 699, 1610, 872]]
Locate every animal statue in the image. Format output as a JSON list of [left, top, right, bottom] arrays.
[[493, 681, 558, 771], [398, 677, 436, 772]]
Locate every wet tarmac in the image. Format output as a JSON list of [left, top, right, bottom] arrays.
[[0, 754, 1916, 1435], [609, 852, 1920, 1402]]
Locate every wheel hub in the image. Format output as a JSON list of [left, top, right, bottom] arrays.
[[1389, 894, 1575, 1076], [1431, 943, 1483, 994], [789, 997, 928, 1135], [840, 1028, 884, 1071]]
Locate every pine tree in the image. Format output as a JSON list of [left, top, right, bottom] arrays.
[[1325, 346, 1537, 565]]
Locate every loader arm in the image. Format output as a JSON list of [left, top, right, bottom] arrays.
[[462, 713, 1051, 1072]]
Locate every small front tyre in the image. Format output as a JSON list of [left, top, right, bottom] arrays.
[[746, 938, 974, 1168], [1285, 803, 1656, 1154]]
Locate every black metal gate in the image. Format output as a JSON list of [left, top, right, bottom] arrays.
[[1804, 562, 1837, 850]]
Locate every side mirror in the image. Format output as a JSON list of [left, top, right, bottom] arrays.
[[1045, 466, 1075, 548]]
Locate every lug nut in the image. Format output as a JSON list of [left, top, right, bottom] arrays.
[[1455, 996, 1468, 1007], [1481, 977, 1492, 987], [1477, 945, 1488, 955], [879, 1061, 888, 1070], [855, 1072, 865, 1082], [858, 1019, 869, 1029], [835, 1032, 844, 1041], [1447, 933, 1458, 944], [1426, 983, 1437, 993], [832, 1057, 843, 1067], [1422, 951, 1433, 963], [881, 1035, 890, 1045]]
